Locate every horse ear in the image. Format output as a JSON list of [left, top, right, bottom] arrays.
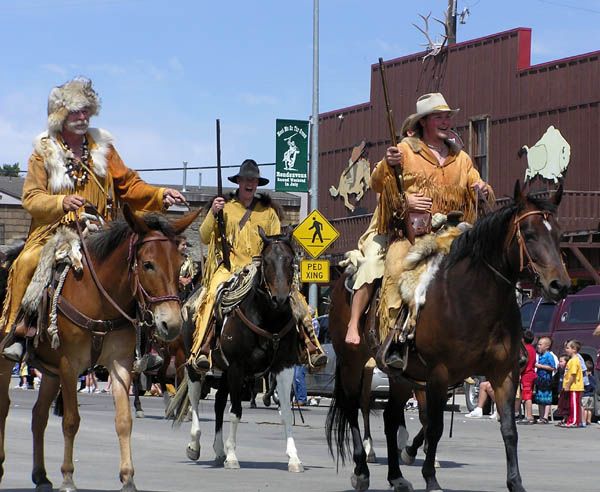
[[513, 180, 526, 204], [172, 209, 201, 235], [258, 226, 270, 244], [123, 204, 150, 234], [552, 183, 564, 206]]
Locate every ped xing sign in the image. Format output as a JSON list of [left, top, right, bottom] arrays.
[[300, 259, 330, 283], [275, 118, 308, 192], [292, 209, 340, 259]]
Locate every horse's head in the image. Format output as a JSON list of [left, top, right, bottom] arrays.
[[511, 181, 571, 301], [258, 227, 295, 311], [123, 205, 201, 342]]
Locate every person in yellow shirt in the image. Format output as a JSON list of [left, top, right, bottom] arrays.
[[189, 159, 326, 372], [343, 93, 494, 368], [0, 77, 185, 362], [559, 339, 585, 428]]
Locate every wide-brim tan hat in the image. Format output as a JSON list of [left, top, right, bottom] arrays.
[[405, 93, 459, 131]]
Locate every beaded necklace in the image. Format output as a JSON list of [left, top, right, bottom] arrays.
[[63, 136, 91, 187]]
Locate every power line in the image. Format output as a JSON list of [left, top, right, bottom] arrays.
[[536, 0, 600, 14]]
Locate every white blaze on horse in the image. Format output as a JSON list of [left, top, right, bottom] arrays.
[[168, 228, 305, 473]]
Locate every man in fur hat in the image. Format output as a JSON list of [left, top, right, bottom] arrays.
[[344, 93, 494, 365], [0, 77, 185, 361], [189, 159, 327, 372]]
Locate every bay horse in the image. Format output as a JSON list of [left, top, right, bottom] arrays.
[[327, 182, 570, 492], [169, 228, 304, 472], [0, 205, 199, 492]]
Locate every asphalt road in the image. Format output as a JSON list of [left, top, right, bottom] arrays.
[[2, 384, 599, 492]]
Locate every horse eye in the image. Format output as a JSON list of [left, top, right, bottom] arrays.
[[143, 261, 155, 271]]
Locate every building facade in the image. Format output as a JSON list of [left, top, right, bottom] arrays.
[[317, 27, 599, 285]]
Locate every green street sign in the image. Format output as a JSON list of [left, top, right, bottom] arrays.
[[275, 119, 309, 192]]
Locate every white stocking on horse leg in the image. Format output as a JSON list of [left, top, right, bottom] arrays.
[[224, 414, 240, 469], [276, 368, 304, 473], [186, 379, 202, 461]]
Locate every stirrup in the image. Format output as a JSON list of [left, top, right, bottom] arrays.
[[190, 354, 210, 373]]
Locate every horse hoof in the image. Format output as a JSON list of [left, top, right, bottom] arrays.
[[120, 479, 138, 492], [350, 473, 369, 491], [288, 461, 304, 473], [186, 445, 200, 461], [390, 477, 414, 492], [224, 459, 240, 469], [214, 454, 226, 466], [400, 448, 416, 465], [59, 481, 77, 492], [135, 410, 145, 419], [262, 395, 271, 407], [434, 459, 441, 468], [366, 451, 377, 463], [35, 483, 53, 492]]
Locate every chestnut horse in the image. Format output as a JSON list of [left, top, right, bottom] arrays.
[[0, 206, 199, 492], [327, 183, 570, 492]]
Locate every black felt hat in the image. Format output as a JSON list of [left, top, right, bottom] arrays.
[[228, 159, 269, 186]]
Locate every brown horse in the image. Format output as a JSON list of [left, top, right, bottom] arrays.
[[327, 182, 570, 492], [0, 206, 198, 492]]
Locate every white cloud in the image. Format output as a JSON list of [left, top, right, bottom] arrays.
[[238, 92, 279, 106]]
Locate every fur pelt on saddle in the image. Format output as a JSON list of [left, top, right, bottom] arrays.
[[21, 227, 84, 315], [398, 220, 472, 333]]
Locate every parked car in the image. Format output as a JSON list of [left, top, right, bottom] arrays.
[[305, 315, 389, 399]]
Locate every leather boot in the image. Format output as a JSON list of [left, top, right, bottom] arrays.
[[305, 339, 328, 370], [2, 318, 29, 363]]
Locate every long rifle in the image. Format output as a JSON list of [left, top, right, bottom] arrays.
[[378, 57, 415, 244], [215, 119, 231, 271]]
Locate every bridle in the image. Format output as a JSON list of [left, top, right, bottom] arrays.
[[76, 221, 181, 327], [510, 210, 552, 278], [485, 209, 553, 291], [256, 239, 294, 304]]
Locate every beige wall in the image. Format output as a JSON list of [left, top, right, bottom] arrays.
[[0, 206, 30, 242]]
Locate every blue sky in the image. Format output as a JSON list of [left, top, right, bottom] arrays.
[[0, 0, 598, 188]]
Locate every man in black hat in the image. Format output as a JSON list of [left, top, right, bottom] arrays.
[[189, 159, 326, 371]]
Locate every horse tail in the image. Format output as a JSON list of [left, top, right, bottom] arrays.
[[53, 390, 64, 417], [325, 362, 352, 465], [165, 371, 190, 427]]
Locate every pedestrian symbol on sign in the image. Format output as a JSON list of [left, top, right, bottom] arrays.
[[309, 217, 323, 243]]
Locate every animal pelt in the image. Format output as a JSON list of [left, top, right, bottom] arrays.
[[398, 224, 469, 330], [21, 227, 83, 315], [0, 240, 25, 307], [33, 128, 113, 193]]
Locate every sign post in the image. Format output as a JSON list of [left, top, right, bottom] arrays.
[[275, 119, 309, 192]]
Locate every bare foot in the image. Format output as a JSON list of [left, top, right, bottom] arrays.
[[345, 324, 361, 346]]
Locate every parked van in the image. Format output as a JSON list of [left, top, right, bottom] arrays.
[[520, 285, 600, 362]]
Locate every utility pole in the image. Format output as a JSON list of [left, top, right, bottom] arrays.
[[309, 0, 319, 311], [447, 0, 458, 45], [182, 161, 188, 192]]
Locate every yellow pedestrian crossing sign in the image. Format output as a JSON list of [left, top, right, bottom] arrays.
[[300, 259, 330, 283], [293, 209, 339, 259]]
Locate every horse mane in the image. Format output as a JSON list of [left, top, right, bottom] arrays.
[[87, 213, 176, 261], [446, 194, 558, 270]]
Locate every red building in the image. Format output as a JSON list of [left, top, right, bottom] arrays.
[[318, 27, 599, 286]]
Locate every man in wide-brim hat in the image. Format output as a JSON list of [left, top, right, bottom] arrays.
[[189, 159, 327, 372], [344, 93, 494, 365], [0, 77, 185, 362]]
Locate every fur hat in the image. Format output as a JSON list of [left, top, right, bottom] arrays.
[[47, 77, 101, 134], [228, 159, 269, 186], [404, 93, 459, 132]]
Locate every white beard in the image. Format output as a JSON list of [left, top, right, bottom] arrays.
[[64, 119, 89, 135]]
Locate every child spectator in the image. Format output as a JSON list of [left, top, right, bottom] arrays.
[[534, 336, 556, 424], [554, 354, 569, 421], [582, 360, 596, 426], [558, 340, 584, 428], [518, 330, 537, 425]]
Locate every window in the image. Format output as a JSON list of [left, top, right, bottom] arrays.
[[520, 302, 536, 330], [564, 299, 600, 324], [469, 116, 490, 180], [531, 303, 557, 334], [0, 224, 4, 244]]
